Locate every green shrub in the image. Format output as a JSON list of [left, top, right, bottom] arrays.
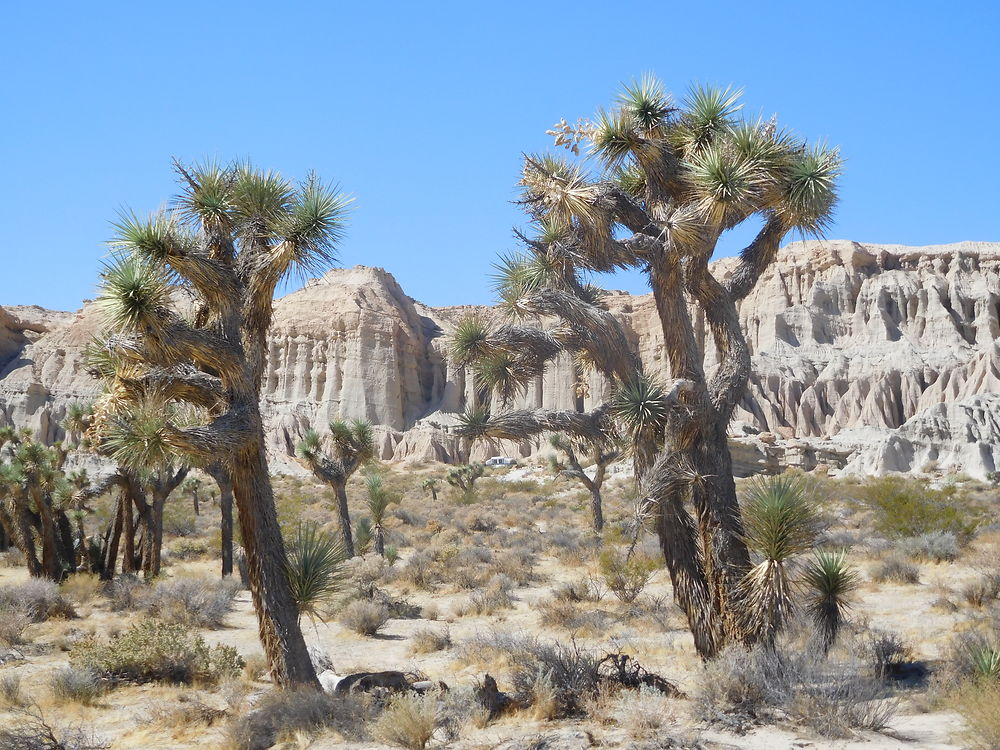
[[598, 549, 658, 603], [858, 477, 981, 541], [142, 576, 240, 628], [69, 620, 243, 685]]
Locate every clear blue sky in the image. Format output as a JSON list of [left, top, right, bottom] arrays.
[[3, 1, 997, 311]]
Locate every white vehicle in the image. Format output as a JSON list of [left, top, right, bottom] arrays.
[[484, 456, 517, 467]]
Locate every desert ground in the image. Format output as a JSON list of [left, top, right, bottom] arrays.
[[0, 461, 997, 750]]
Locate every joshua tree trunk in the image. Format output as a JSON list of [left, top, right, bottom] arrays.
[[231, 440, 318, 687], [372, 524, 385, 557], [334, 481, 355, 558], [207, 464, 235, 578], [101, 495, 125, 580]]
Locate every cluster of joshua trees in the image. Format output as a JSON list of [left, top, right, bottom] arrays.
[[0, 75, 852, 687]]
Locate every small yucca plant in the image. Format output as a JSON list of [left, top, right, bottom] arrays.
[[285, 522, 347, 625], [802, 549, 859, 654], [970, 645, 1000, 680], [737, 474, 820, 646]]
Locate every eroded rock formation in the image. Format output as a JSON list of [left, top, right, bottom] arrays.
[[1, 240, 997, 478]]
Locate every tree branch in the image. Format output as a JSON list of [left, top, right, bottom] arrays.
[[723, 214, 787, 301]]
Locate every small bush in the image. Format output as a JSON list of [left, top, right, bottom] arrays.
[[0, 580, 76, 622], [0, 609, 31, 646], [865, 629, 911, 680], [339, 600, 390, 636], [0, 707, 108, 750], [226, 688, 369, 750], [598, 549, 658, 603], [0, 673, 22, 706], [168, 538, 209, 560], [963, 573, 1000, 608], [60, 573, 104, 605], [398, 551, 438, 589], [409, 626, 451, 655], [858, 476, 981, 541], [954, 678, 1000, 749], [870, 556, 920, 584], [896, 531, 960, 562], [70, 620, 243, 685], [162, 504, 198, 537], [455, 575, 514, 616], [371, 691, 439, 749], [142, 576, 240, 628], [48, 667, 106, 706], [105, 574, 146, 611]]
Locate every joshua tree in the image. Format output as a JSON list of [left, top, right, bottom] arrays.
[[93, 160, 350, 687], [445, 462, 484, 499], [452, 76, 840, 657], [364, 472, 395, 557], [296, 419, 375, 558], [183, 476, 203, 516], [547, 433, 619, 532], [420, 477, 439, 502]]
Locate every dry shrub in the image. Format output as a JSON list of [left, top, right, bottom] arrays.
[[409, 626, 451, 655], [0, 580, 76, 622], [70, 620, 243, 685], [454, 575, 514, 616], [616, 685, 676, 737], [225, 688, 369, 750], [371, 691, 439, 749], [48, 667, 107, 706], [105, 574, 146, 611], [695, 642, 896, 737], [896, 531, 960, 562], [142, 575, 241, 628], [0, 707, 108, 750], [954, 679, 1000, 749], [60, 573, 103, 606], [0, 673, 22, 706], [870, 556, 920, 584], [339, 599, 390, 636], [398, 551, 438, 589], [963, 573, 1000, 608], [0, 609, 32, 646], [489, 549, 537, 586]]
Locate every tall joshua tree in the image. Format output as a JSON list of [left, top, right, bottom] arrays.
[[547, 433, 619, 533], [94, 160, 350, 687], [296, 419, 375, 558], [453, 76, 840, 657]]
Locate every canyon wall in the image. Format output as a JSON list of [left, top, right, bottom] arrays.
[[1, 240, 997, 478]]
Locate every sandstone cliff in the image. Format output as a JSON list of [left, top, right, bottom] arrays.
[[1, 240, 997, 478]]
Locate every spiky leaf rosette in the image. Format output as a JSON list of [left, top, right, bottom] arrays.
[[450, 314, 495, 366], [737, 474, 820, 645], [610, 374, 670, 444], [365, 472, 394, 524], [285, 521, 347, 624], [455, 406, 492, 439], [519, 154, 597, 225], [97, 255, 172, 334], [802, 549, 858, 654]]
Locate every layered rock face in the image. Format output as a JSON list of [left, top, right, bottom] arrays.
[[1, 241, 997, 478]]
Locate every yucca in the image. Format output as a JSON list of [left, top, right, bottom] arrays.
[[802, 549, 859, 654], [285, 522, 347, 625]]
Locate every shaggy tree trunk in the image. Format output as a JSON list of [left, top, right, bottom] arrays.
[[122, 493, 137, 575], [334, 481, 355, 558], [206, 464, 235, 578], [101, 496, 125, 580], [55, 511, 76, 576], [231, 439, 318, 688], [30, 489, 63, 581], [372, 525, 385, 557]]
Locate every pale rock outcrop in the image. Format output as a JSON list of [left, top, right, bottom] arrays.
[[1, 240, 997, 478]]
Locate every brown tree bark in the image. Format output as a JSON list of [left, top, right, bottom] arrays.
[[231, 440, 319, 688], [334, 481, 355, 557]]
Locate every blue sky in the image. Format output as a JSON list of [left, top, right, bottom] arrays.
[[2, 1, 997, 311]]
